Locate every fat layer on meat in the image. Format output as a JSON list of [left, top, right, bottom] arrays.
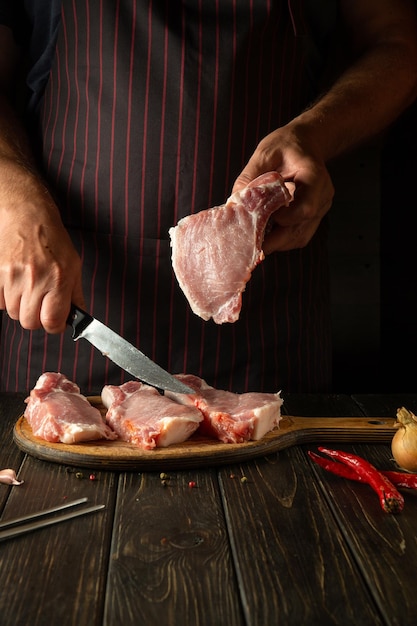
[[169, 171, 291, 323], [101, 381, 203, 450], [166, 374, 283, 443], [24, 372, 117, 444]]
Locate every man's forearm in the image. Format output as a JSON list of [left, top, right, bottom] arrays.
[[293, 50, 417, 162], [291, 3, 417, 163]]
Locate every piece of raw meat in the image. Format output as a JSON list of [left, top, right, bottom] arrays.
[[24, 372, 117, 444], [169, 171, 291, 323], [166, 374, 283, 444], [101, 380, 203, 450]]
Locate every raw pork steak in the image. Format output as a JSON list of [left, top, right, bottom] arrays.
[[166, 374, 283, 444], [169, 171, 291, 323], [101, 381, 203, 450], [24, 372, 117, 444]]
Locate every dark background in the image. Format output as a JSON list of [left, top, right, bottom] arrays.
[[329, 100, 417, 393]]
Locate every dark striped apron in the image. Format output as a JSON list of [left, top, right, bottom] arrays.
[[1, 0, 332, 394]]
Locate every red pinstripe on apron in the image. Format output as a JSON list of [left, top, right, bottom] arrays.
[[1, 0, 332, 394]]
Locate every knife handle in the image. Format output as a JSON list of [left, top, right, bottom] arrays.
[[67, 304, 94, 340]]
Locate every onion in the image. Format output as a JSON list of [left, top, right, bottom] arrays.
[[391, 407, 417, 472]]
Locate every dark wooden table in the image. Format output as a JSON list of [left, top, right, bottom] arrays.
[[1, 391, 417, 626]]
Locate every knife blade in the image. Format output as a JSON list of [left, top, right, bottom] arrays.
[[67, 305, 193, 394]]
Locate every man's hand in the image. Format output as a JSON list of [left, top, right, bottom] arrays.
[[232, 123, 334, 253], [0, 160, 85, 333]]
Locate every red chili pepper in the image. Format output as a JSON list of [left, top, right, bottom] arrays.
[[376, 471, 417, 489], [313, 447, 405, 514], [308, 451, 417, 489], [308, 450, 360, 481]]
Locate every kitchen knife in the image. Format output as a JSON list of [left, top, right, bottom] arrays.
[[67, 305, 193, 394]]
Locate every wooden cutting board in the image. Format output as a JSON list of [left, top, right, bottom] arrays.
[[13, 397, 396, 471]]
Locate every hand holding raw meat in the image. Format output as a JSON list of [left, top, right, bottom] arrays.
[[169, 171, 291, 324], [232, 122, 334, 254]]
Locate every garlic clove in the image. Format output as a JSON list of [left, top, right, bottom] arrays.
[[0, 469, 24, 486]]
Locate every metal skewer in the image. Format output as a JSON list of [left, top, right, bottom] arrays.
[[0, 497, 105, 542]]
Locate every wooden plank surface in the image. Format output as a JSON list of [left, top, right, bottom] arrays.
[[0, 455, 117, 626], [288, 393, 417, 626], [104, 469, 244, 626], [1, 395, 244, 626], [218, 448, 383, 626], [0, 395, 117, 626], [2, 393, 417, 626], [307, 441, 417, 626], [324, 394, 417, 626], [216, 394, 387, 626]]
